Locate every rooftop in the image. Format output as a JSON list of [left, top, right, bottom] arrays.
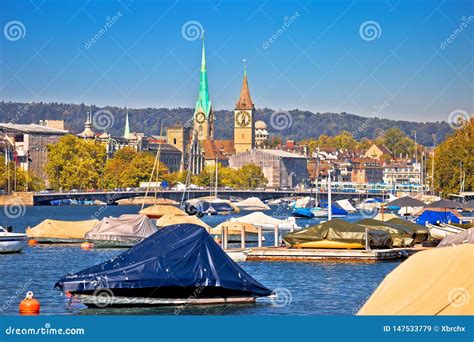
[[0, 123, 68, 134]]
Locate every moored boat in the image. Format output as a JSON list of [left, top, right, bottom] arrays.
[[55, 224, 272, 307], [0, 226, 27, 253]]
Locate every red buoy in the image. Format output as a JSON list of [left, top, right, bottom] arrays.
[[28, 239, 38, 246], [80, 242, 94, 250], [19, 291, 40, 315]]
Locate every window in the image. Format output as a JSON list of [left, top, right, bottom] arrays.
[[173, 138, 177, 144]]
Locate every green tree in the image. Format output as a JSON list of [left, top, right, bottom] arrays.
[[431, 119, 473, 195], [334, 131, 358, 150], [0, 156, 44, 191], [45, 135, 107, 190], [237, 164, 268, 189]]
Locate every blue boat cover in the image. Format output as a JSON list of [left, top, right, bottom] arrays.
[[55, 224, 271, 297], [292, 207, 314, 218], [416, 210, 462, 225]]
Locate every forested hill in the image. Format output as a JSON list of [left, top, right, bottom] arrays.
[[0, 101, 451, 146]]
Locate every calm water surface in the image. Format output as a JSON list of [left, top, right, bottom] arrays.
[[0, 205, 400, 315]]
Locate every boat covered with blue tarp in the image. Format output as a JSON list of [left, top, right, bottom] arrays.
[[55, 224, 272, 307], [415, 210, 464, 225]]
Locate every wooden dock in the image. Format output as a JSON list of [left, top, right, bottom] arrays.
[[227, 246, 425, 262]]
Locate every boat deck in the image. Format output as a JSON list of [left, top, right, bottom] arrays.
[[227, 246, 426, 262]]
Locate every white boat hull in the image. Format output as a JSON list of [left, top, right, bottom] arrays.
[[77, 294, 255, 307], [0, 237, 27, 253], [225, 250, 248, 262], [427, 224, 464, 240]]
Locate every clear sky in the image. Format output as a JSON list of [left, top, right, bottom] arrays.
[[0, 0, 472, 122]]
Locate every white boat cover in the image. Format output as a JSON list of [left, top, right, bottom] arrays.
[[437, 228, 474, 247], [85, 214, 157, 243], [234, 197, 270, 211], [230, 212, 298, 230], [335, 199, 357, 213]]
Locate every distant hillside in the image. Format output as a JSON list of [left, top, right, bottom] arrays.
[[0, 101, 452, 146]]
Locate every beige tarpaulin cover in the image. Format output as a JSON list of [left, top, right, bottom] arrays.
[[211, 222, 259, 235], [358, 244, 474, 315], [26, 219, 99, 240], [373, 213, 398, 222], [85, 214, 157, 243], [155, 214, 211, 231], [438, 228, 474, 248], [234, 197, 270, 211], [139, 204, 186, 218]]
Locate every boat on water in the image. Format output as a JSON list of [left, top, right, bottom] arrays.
[[426, 223, 465, 240], [282, 219, 392, 249], [55, 224, 272, 307], [210, 222, 265, 243], [85, 214, 157, 248], [292, 207, 315, 218], [230, 212, 299, 231], [358, 244, 474, 315], [0, 226, 27, 253], [234, 197, 270, 211], [26, 219, 99, 243]]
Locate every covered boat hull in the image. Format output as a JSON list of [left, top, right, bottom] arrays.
[[77, 294, 255, 307], [293, 240, 365, 249]]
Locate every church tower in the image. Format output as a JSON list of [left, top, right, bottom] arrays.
[[193, 34, 214, 141], [234, 63, 255, 153]]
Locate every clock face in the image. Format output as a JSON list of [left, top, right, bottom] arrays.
[[236, 111, 251, 127], [196, 112, 206, 124]]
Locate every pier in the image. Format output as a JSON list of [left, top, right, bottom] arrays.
[[240, 246, 422, 262]]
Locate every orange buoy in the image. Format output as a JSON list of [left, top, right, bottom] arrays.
[[19, 291, 40, 315], [27, 239, 38, 246], [80, 242, 94, 250]]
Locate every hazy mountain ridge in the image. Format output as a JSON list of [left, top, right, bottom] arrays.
[[0, 101, 451, 146]]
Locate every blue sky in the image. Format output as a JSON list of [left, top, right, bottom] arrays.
[[0, 0, 472, 122]]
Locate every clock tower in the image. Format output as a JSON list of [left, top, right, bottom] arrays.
[[234, 64, 255, 153], [194, 34, 214, 141]]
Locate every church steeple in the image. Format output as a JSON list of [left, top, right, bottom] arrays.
[[235, 61, 254, 110], [193, 32, 214, 141], [195, 33, 211, 118], [124, 111, 131, 139], [233, 61, 255, 153]]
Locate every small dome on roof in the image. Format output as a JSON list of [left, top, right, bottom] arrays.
[[255, 120, 267, 129]]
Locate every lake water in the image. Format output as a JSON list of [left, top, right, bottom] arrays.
[[0, 204, 400, 315]]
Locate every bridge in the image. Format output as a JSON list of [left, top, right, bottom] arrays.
[[32, 189, 383, 205]]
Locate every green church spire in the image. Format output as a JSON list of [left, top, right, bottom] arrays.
[[124, 111, 131, 139], [195, 33, 211, 118]]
